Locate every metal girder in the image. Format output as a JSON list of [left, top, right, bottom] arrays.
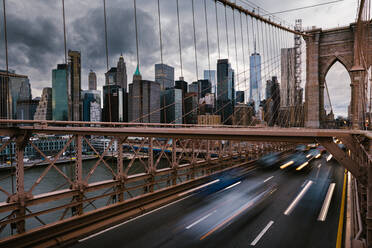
[[318, 137, 366, 184]]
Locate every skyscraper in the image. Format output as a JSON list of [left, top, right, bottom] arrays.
[[236, 91, 245, 103], [102, 85, 127, 122], [0, 70, 31, 119], [204, 70, 216, 93], [52, 64, 69, 121], [117, 55, 128, 91], [161, 88, 182, 124], [155, 63, 174, 90], [88, 70, 97, 90], [265, 76, 280, 126], [198, 79, 212, 98], [105, 67, 117, 85], [217, 59, 235, 125], [129, 66, 161, 123], [82, 90, 101, 122], [68, 50, 82, 121], [249, 52, 261, 113]]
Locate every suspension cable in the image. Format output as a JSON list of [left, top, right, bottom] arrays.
[[224, 4, 229, 59], [62, 0, 67, 65], [232, 7, 239, 91], [204, 0, 211, 83], [103, 0, 109, 71], [176, 0, 183, 78], [215, 0, 221, 59], [133, 0, 140, 68], [191, 0, 199, 81], [240, 13, 246, 100]]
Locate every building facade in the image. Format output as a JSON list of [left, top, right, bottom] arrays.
[[217, 59, 235, 125], [249, 53, 262, 113], [88, 70, 97, 91], [204, 70, 216, 93], [0, 70, 31, 119], [161, 88, 182, 124], [155, 63, 174, 90], [16, 98, 39, 120], [34, 87, 53, 120], [68, 50, 82, 121], [52, 64, 69, 121], [102, 85, 128, 122], [117, 55, 128, 91]]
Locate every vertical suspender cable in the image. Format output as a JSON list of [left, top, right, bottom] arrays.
[[215, 0, 220, 59], [232, 8, 239, 91], [103, 0, 111, 122], [224, 4, 229, 59], [157, 0, 166, 123], [2, 0, 9, 119], [191, 0, 199, 81], [204, 0, 211, 89], [62, 0, 67, 65], [103, 0, 109, 72], [133, 0, 140, 68], [176, 0, 183, 78], [240, 13, 246, 100]]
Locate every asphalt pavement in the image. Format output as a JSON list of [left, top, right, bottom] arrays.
[[72, 153, 345, 248]]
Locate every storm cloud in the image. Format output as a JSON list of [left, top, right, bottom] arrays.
[[0, 0, 360, 117]]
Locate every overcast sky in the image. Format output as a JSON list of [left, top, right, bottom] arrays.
[[0, 0, 359, 117]]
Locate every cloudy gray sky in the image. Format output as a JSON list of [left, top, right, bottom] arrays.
[[0, 0, 359, 117]]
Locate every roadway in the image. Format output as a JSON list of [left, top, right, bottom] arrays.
[[72, 154, 345, 248]]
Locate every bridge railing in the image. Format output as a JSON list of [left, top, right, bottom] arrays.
[[0, 124, 293, 242]]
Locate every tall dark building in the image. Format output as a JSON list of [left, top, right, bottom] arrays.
[[236, 91, 245, 103], [52, 64, 69, 121], [175, 77, 188, 124], [88, 70, 97, 90], [161, 88, 182, 124], [68, 50, 82, 121], [102, 85, 128, 122], [184, 92, 198, 124], [198, 79, 212, 98], [217, 59, 235, 125], [117, 55, 128, 91]]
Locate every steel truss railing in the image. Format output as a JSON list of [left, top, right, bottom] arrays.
[[0, 123, 296, 245], [0, 122, 369, 246]]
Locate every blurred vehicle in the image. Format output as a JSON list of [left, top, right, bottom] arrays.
[[295, 144, 308, 152], [280, 152, 308, 170], [257, 152, 280, 169], [305, 149, 321, 159], [307, 143, 318, 149], [317, 145, 326, 154]]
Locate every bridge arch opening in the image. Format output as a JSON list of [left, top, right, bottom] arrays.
[[323, 60, 351, 127]]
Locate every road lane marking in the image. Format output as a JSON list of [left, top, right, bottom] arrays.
[[336, 170, 347, 248], [221, 181, 241, 191], [78, 194, 194, 242], [250, 221, 274, 246], [178, 179, 220, 196], [318, 183, 336, 221], [284, 180, 313, 215], [326, 154, 333, 162], [200, 193, 263, 240], [263, 176, 274, 183], [186, 210, 216, 229]]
